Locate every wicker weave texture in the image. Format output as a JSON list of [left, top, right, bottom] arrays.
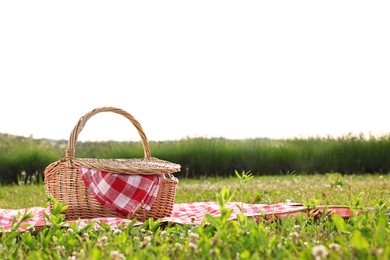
[[44, 107, 180, 221]]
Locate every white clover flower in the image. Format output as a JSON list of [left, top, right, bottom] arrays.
[[55, 245, 65, 255], [246, 231, 250, 235], [112, 228, 122, 235], [312, 245, 329, 259], [110, 250, 125, 260], [69, 250, 84, 259], [139, 235, 152, 249], [81, 232, 89, 241], [189, 232, 200, 241], [189, 241, 198, 251], [174, 243, 183, 249], [289, 232, 299, 239], [376, 248, 384, 255], [99, 236, 108, 243], [97, 236, 109, 249]]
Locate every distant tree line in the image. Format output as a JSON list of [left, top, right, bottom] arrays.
[[1, 133, 390, 184]]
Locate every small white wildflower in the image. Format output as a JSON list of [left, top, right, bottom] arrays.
[[286, 199, 292, 204], [110, 250, 125, 260], [289, 232, 299, 239], [97, 236, 109, 249], [189, 232, 200, 241], [69, 250, 84, 259], [160, 230, 167, 237], [99, 236, 108, 243], [140, 236, 152, 248], [189, 241, 198, 251], [312, 245, 329, 259], [81, 232, 89, 241], [174, 243, 183, 249], [55, 245, 64, 250], [55, 245, 65, 255], [144, 236, 152, 243], [112, 228, 122, 235]]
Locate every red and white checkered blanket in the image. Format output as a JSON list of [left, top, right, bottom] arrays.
[[0, 202, 357, 232], [79, 166, 161, 216]]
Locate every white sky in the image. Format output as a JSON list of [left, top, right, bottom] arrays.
[[1, 1, 390, 142]]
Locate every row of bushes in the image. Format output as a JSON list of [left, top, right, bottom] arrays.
[[1, 133, 390, 184]]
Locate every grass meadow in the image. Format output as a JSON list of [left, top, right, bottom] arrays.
[[1, 134, 390, 258], [0, 173, 389, 259]]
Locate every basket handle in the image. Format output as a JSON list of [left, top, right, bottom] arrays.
[[65, 107, 151, 159]]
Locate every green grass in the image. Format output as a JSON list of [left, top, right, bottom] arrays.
[[2, 173, 389, 208], [0, 173, 389, 259], [177, 173, 390, 207], [0, 184, 47, 208]]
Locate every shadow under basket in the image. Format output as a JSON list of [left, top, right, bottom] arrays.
[[44, 107, 181, 221]]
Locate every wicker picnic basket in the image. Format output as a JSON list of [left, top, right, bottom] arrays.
[[44, 107, 181, 221]]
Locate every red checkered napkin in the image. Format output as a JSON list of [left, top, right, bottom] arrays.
[[79, 166, 161, 216]]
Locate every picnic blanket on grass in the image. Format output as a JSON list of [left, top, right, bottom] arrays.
[[0, 202, 358, 232]]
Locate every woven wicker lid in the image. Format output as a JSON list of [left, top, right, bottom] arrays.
[[73, 157, 181, 175], [59, 107, 181, 175]]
